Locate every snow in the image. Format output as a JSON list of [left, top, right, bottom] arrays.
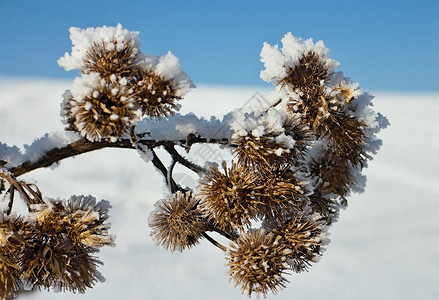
[[135, 112, 234, 141], [0, 79, 438, 299], [58, 24, 141, 71], [140, 52, 195, 99], [260, 33, 339, 84]]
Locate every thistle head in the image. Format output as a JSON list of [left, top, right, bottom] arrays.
[[130, 68, 181, 120], [58, 24, 142, 74], [149, 191, 205, 252], [61, 195, 114, 248], [82, 39, 142, 78], [233, 134, 290, 171], [20, 228, 104, 293], [264, 213, 329, 273], [254, 169, 308, 218], [61, 73, 142, 142], [0, 215, 29, 299], [198, 162, 260, 232], [20, 196, 111, 292], [227, 229, 290, 297]]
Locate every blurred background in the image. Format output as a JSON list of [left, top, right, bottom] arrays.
[[0, 1, 438, 299]]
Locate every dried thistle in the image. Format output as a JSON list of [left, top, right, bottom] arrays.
[[233, 134, 290, 171], [0, 215, 29, 299], [321, 111, 367, 165], [20, 206, 105, 293], [131, 69, 181, 119], [62, 75, 142, 142], [83, 40, 142, 78], [149, 191, 205, 252], [254, 169, 308, 218], [20, 229, 103, 293], [227, 229, 290, 297], [282, 115, 315, 159], [198, 161, 260, 231], [278, 51, 337, 131], [233, 113, 315, 171], [61, 195, 114, 248], [308, 192, 340, 224], [309, 127, 366, 204], [264, 214, 328, 273], [280, 51, 333, 92], [29, 196, 114, 249]]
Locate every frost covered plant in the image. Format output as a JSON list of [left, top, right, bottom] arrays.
[[149, 191, 205, 251], [0, 171, 112, 298], [62, 73, 142, 142], [198, 161, 260, 232], [0, 215, 28, 299], [227, 229, 290, 297], [0, 25, 388, 299], [59, 24, 194, 142]]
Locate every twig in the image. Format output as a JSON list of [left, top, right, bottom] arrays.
[[206, 222, 239, 241], [8, 136, 232, 177], [163, 143, 205, 174], [167, 159, 178, 193], [0, 171, 34, 210], [149, 148, 179, 192], [201, 232, 227, 252], [5, 186, 14, 215]]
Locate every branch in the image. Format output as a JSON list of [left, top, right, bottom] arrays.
[[206, 222, 240, 241], [163, 143, 206, 174], [201, 232, 227, 252], [7, 135, 231, 177], [0, 171, 42, 212]]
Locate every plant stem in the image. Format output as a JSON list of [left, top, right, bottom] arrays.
[[8, 135, 231, 177], [202, 232, 227, 252]]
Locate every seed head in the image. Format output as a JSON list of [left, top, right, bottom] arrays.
[[233, 134, 290, 171], [83, 40, 142, 78], [149, 191, 205, 252], [264, 214, 328, 273], [130, 69, 181, 120], [227, 229, 290, 297], [62, 195, 115, 248], [20, 228, 104, 293], [198, 162, 260, 232], [280, 51, 332, 92], [0, 215, 29, 299], [21, 198, 110, 293], [62, 75, 141, 142], [254, 169, 308, 218]]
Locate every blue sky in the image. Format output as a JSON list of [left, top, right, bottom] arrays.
[[1, 0, 438, 91]]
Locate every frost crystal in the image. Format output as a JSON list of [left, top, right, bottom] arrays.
[[58, 24, 141, 71], [260, 32, 339, 84]]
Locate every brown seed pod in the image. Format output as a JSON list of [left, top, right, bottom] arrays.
[[62, 76, 142, 142], [130, 69, 181, 120], [61, 195, 114, 248], [0, 215, 30, 300], [227, 229, 290, 297], [280, 51, 333, 92], [21, 207, 105, 293], [254, 169, 308, 219], [20, 230, 104, 293], [198, 162, 260, 232], [149, 191, 205, 252], [82, 40, 142, 78], [233, 134, 290, 171], [264, 214, 328, 273]]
